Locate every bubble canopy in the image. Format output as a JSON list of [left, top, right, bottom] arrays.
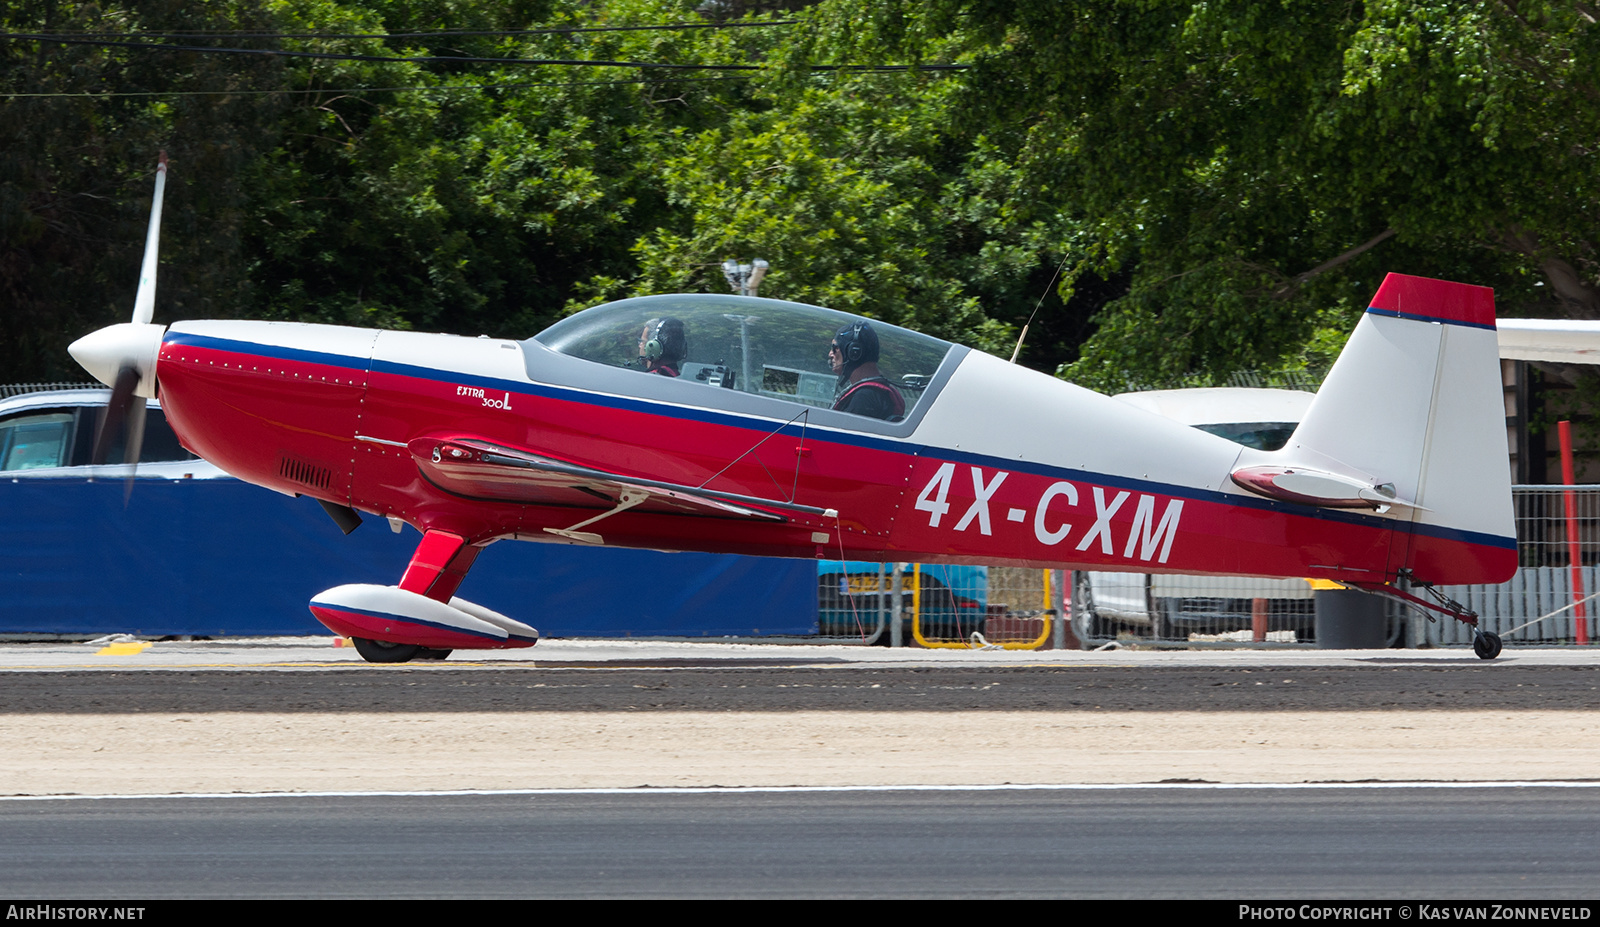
[[529, 294, 957, 420]]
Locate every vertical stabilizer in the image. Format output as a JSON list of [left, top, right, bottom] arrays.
[[1233, 273, 1516, 585]]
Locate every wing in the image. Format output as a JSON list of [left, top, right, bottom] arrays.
[[1498, 318, 1600, 364], [407, 435, 834, 524]]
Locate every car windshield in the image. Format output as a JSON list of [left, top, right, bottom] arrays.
[[1193, 422, 1299, 451], [0, 412, 73, 470], [530, 294, 954, 420]]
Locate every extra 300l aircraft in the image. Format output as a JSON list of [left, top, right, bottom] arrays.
[[69, 157, 1517, 661]]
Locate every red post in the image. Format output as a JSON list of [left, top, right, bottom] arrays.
[[1559, 420, 1589, 645], [1252, 598, 1268, 642]]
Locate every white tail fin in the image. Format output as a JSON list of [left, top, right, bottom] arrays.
[[1233, 273, 1516, 585]]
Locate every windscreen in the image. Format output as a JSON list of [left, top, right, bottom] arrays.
[[531, 294, 954, 421]]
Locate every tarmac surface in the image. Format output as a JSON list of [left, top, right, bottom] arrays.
[[9, 637, 1600, 897], [2, 650, 1600, 712], [2, 635, 1599, 712], [2, 637, 1599, 797]]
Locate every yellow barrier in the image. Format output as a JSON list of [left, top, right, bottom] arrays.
[[911, 566, 1054, 650]]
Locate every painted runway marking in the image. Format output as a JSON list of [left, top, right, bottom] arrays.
[[6, 781, 1600, 802]]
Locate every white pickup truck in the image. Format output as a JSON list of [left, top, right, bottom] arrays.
[[1073, 387, 1318, 641]]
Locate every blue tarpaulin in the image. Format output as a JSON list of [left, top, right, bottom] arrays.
[[0, 478, 817, 637]]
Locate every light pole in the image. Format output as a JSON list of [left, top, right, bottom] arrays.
[[720, 259, 769, 298], [720, 260, 767, 390], [722, 313, 757, 393]]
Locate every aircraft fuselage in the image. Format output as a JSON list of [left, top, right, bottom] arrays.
[[152, 317, 1515, 588]]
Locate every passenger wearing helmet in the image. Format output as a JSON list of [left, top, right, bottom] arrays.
[[637, 317, 687, 377], [829, 321, 904, 421]]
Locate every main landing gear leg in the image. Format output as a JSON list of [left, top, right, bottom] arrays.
[[398, 529, 483, 604]]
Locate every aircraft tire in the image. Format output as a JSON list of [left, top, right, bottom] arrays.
[[1473, 631, 1503, 660], [352, 637, 422, 663]]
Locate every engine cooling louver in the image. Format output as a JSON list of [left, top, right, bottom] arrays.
[[279, 455, 332, 490]]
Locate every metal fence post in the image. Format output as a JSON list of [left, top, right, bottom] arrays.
[[1559, 422, 1590, 644], [1052, 569, 1067, 650], [1402, 572, 1426, 649], [890, 563, 904, 648]]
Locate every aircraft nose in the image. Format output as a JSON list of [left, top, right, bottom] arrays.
[[68, 322, 166, 398]]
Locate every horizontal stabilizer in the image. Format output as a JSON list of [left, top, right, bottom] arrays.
[[1231, 465, 1426, 513]]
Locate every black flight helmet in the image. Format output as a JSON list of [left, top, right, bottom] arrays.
[[832, 321, 879, 377]]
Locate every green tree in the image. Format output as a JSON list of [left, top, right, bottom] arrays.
[[0, 0, 287, 381], [807, 0, 1600, 389]]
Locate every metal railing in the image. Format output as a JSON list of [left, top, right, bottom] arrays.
[[816, 565, 1058, 649], [0, 382, 99, 399], [1512, 486, 1600, 568]]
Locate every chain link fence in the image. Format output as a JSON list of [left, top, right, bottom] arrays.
[[1422, 486, 1600, 647], [828, 488, 1600, 648], [1069, 486, 1600, 648]]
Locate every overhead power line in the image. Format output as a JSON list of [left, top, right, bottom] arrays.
[[0, 75, 763, 99], [19, 21, 798, 40], [0, 33, 966, 72]]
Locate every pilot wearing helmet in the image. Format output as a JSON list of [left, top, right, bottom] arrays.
[[637, 317, 687, 377], [829, 321, 904, 420]]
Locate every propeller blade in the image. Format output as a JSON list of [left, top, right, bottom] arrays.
[[122, 395, 147, 502], [131, 152, 167, 327], [91, 365, 140, 465], [69, 154, 168, 404]]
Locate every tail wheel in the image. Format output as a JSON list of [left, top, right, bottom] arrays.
[[1472, 631, 1503, 660], [352, 638, 421, 663]]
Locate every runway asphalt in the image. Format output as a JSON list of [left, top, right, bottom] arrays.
[[6, 786, 1600, 898], [1, 636, 1598, 713]]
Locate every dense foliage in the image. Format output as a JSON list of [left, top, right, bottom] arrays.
[[4, 0, 1599, 391]]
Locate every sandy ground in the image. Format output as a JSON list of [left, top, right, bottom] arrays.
[[5, 709, 1598, 795]]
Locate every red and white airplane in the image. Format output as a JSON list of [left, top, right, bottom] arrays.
[[69, 157, 1517, 661]]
